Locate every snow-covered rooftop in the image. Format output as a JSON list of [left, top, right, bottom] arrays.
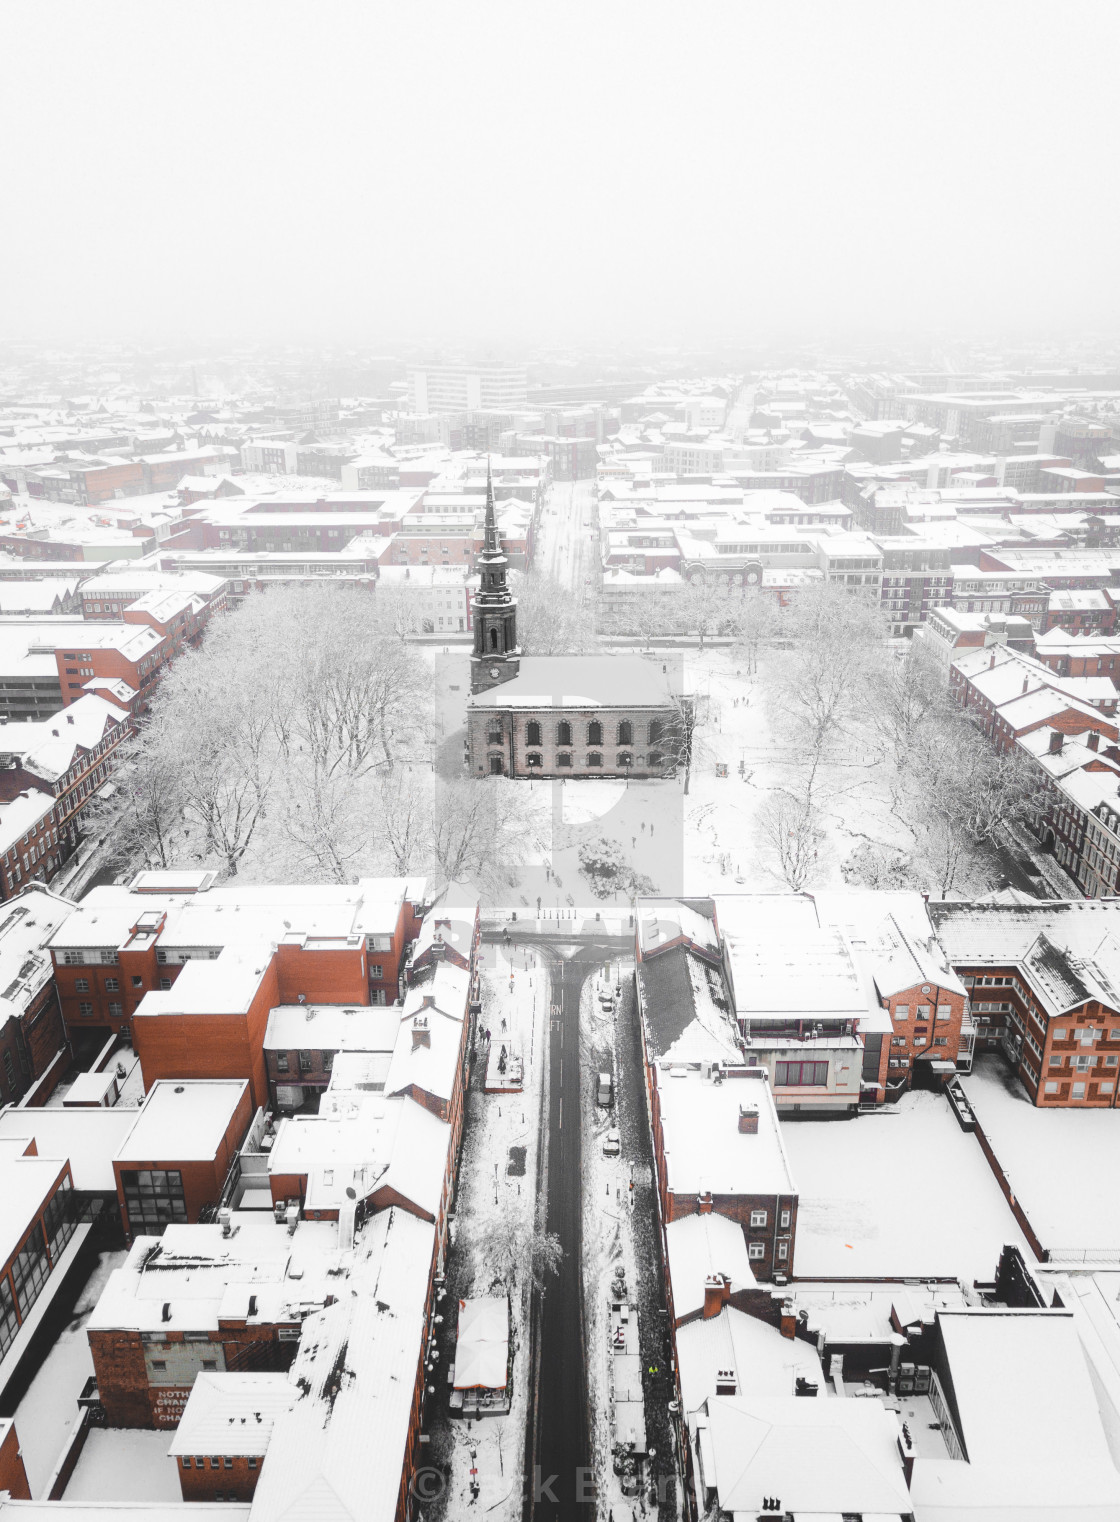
[[468, 654, 679, 710], [116, 1079, 249, 1164]]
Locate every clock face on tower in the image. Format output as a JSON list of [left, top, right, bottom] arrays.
[[489, 667, 500, 678]]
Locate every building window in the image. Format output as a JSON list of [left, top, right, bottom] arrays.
[[210, 1458, 221, 1470], [182, 1457, 192, 1469], [276, 1054, 289, 1073], [248, 1457, 258, 1470], [777, 1241, 789, 1260], [223, 1456, 233, 1468], [105, 977, 119, 992], [298, 1051, 312, 1073], [648, 719, 663, 744], [527, 752, 542, 768], [780, 1209, 791, 1228], [159, 979, 171, 991], [648, 751, 662, 768], [78, 1002, 93, 1017], [775, 1060, 828, 1086], [617, 752, 633, 769], [586, 753, 602, 768], [617, 720, 632, 745], [322, 1051, 334, 1071], [587, 721, 603, 746], [557, 721, 572, 746], [369, 964, 383, 980], [526, 721, 542, 747], [749, 1209, 767, 1228], [11, 1221, 50, 1317], [936, 1004, 951, 1021], [74, 978, 89, 993], [1073, 1082, 1086, 1099], [557, 753, 572, 767], [748, 1243, 765, 1260], [109, 1002, 123, 1018], [120, 1169, 187, 1233], [131, 976, 143, 988]]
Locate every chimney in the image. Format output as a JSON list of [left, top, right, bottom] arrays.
[[412, 1015, 431, 1049], [1022, 677, 1029, 694], [703, 1274, 729, 1319], [285, 1203, 299, 1236], [738, 1104, 759, 1134], [66, 714, 74, 725], [1089, 730, 1100, 752], [989, 651, 996, 669], [1049, 730, 1064, 755], [697, 1190, 713, 1215]]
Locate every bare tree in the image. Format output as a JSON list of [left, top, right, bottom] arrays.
[[725, 588, 780, 676], [770, 582, 887, 800], [85, 724, 186, 872], [913, 720, 1046, 896], [663, 693, 700, 795], [756, 787, 824, 891], [475, 1215, 563, 1297], [511, 570, 599, 655], [431, 779, 536, 896]]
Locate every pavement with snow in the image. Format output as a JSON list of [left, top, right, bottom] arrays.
[[425, 944, 548, 1522], [780, 1091, 1027, 1282], [12, 1249, 127, 1497]]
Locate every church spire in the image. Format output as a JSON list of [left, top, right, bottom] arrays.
[[470, 454, 519, 694], [484, 456, 501, 555]]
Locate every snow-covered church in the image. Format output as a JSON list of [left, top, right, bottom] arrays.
[[466, 466, 681, 780]]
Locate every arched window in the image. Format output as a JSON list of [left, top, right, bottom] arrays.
[[527, 753, 542, 768], [557, 753, 572, 768], [648, 719, 663, 744], [587, 721, 603, 746], [649, 751, 662, 768], [557, 721, 572, 746], [489, 627, 499, 651], [617, 752, 633, 769], [526, 721, 542, 747], [587, 752, 602, 768], [617, 720, 632, 745]]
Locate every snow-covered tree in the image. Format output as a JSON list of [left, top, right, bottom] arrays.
[[756, 787, 824, 891]]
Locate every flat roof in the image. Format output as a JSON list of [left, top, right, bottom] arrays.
[[116, 1079, 248, 1164], [656, 1069, 795, 1197]]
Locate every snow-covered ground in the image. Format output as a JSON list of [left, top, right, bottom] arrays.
[[62, 1428, 181, 1502], [579, 962, 648, 1522], [779, 1092, 1027, 1282], [430, 945, 548, 1522], [962, 1055, 1120, 1255], [13, 1249, 127, 1496], [461, 643, 1008, 909]]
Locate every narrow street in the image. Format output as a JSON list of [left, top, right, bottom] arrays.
[[535, 479, 597, 594], [483, 924, 637, 1521]]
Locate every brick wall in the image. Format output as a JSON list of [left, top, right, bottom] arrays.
[[178, 1454, 261, 1501]]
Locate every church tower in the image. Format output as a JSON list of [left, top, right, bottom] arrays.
[[470, 459, 520, 694]]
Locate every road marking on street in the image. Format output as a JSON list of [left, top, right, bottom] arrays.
[[558, 1099, 563, 1130]]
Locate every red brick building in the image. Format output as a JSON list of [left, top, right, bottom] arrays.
[[0, 886, 73, 1103], [931, 900, 1120, 1107], [112, 1079, 253, 1238], [48, 875, 420, 1081], [0, 1420, 31, 1500]]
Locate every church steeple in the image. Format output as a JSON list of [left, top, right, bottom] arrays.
[[470, 457, 520, 694]]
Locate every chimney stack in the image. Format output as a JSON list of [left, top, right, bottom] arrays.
[[1049, 730, 1064, 755], [1089, 730, 1101, 752], [703, 1274, 729, 1319], [738, 1104, 759, 1134]]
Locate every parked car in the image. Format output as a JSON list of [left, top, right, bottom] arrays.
[[602, 1129, 621, 1157], [596, 1071, 613, 1107]]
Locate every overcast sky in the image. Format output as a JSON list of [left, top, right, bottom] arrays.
[[2, 1, 1117, 351]]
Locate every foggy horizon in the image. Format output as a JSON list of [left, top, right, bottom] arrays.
[[3, 0, 1119, 351]]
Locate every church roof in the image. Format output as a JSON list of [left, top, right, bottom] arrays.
[[468, 655, 680, 709]]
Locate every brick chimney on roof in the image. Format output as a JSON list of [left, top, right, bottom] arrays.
[[703, 1274, 729, 1319], [411, 1015, 430, 1050], [738, 1104, 759, 1134], [1049, 730, 1064, 755]]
